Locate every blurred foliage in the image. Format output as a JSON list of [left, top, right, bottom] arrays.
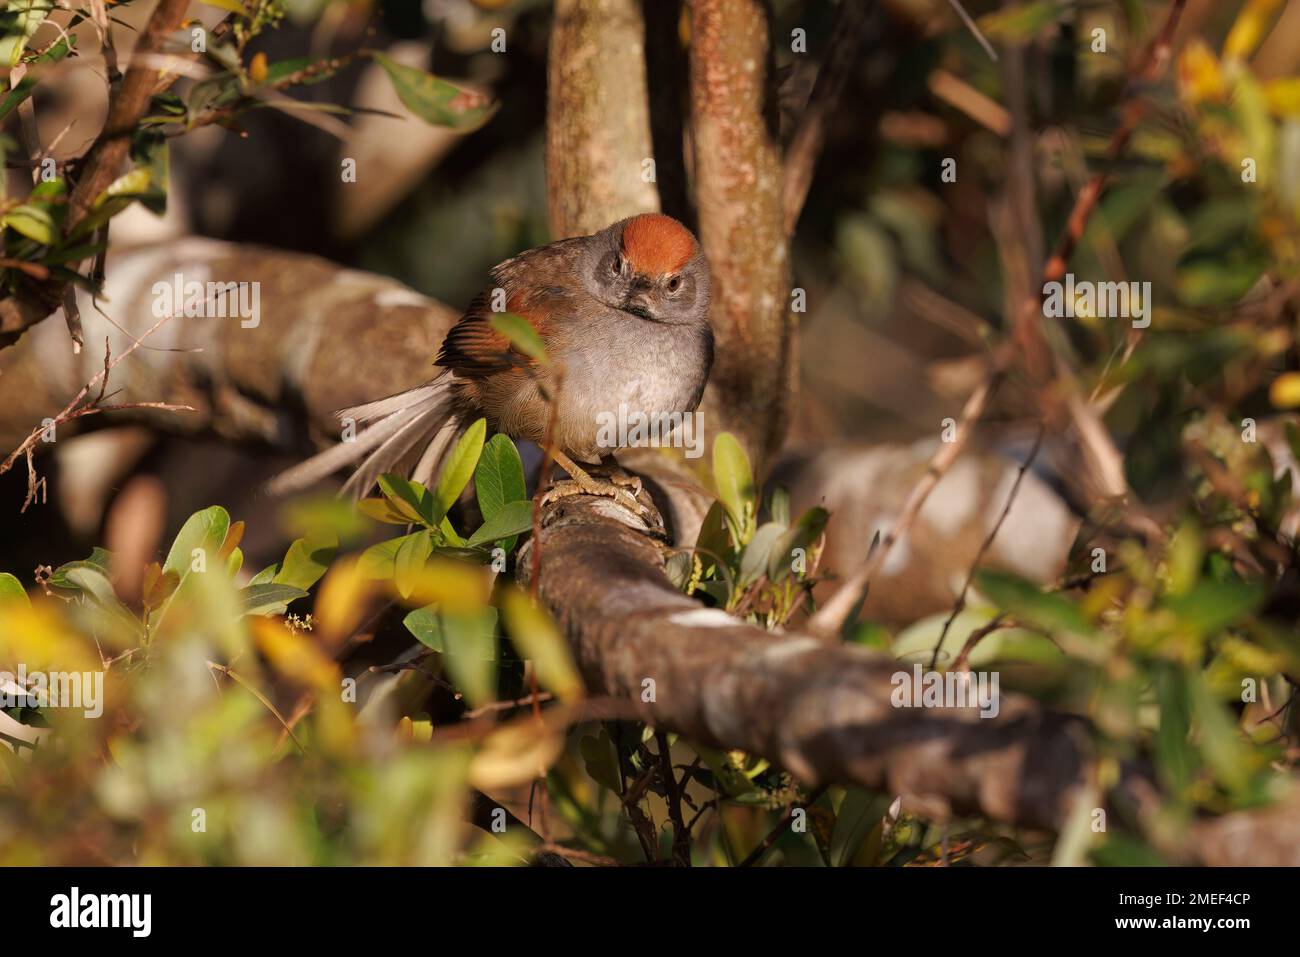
[[5, 0, 1300, 867], [0, 0, 495, 299]]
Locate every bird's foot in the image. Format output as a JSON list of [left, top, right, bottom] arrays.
[[546, 452, 649, 516], [542, 471, 645, 515]]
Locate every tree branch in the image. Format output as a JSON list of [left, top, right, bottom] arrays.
[[546, 0, 660, 239], [688, 0, 793, 474], [518, 488, 1300, 864], [0, 0, 193, 349], [781, 0, 870, 235]]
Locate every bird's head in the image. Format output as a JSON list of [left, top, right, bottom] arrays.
[[581, 214, 711, 325]]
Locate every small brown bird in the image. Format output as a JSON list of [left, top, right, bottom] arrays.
[[270, 213, 713, 507]]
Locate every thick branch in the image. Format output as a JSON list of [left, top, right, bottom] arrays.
[[689, 0, 793, 473], [0, 241, 458, 452], [519, 491, 1300, 863], [520, 492, 1090, 831], [546, 0, 660, 238]]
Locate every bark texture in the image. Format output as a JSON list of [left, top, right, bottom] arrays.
[[546, 0, 661, 239], [0, 240, 458, 452], [520, 489, 1300, 864], [521, 492, 1091, 831], [688, 0, 794, 473]]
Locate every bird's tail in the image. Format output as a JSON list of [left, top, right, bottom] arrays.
[[267, 373, 463, 499]]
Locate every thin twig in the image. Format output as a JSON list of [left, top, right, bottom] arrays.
[[782, 0, 870, 234], [929, 423, 1045, 669], [946, 0, 998, 62], [0, 313, 193, 510], [207, 661, 307, 754], [655, 730, 691, 866], [808, 373, 1000, 638], [738, 785, 826, 867]]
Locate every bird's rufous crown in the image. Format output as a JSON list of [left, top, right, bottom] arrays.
[[620, 214, 695, 277]]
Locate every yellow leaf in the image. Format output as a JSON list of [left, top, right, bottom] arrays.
[[396, 558, 491, 613], [1178, 40, 1226, 106], [1264, 77, 1300, 116], [251, 617, 339, 690], [314, 556, 376, 649], [467, 713, 566, 790], [1223, 0, 1284, 62], [1269, 372, 1300, 408], [500, 588, 583, 702]]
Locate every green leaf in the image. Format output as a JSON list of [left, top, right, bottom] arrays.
[[239, 583, 309, 616], [2, 204, 55, 245], [129, 127, 169, 216], [273, 532, 337, 591], [371, 51, 496, 131], [694, 501, 732, 578], [475, 433, 527, 516], [358, 497, 413, 525], [768, 506, 829, 582], [403, 604, 445, 651], [433, 418, 487, 523], [579, 728, 622, 793], [738, 522, 786, 589], [1189, 675, 1251, 795], [713, 432, 756, 544], [1153, 666, 1196, 800], [394, 529, 434, 599], [377, 473, 435, 526], [976, 569, 1092, 635], [48, 547, 112, 591], [0, 573, 30, 607], [1163, 580, 1266, 637], [64, 566, 142, 641], [768, 486, 790, 526], [150, 506, 231, 633], [501, 588, 583, 701], [248, 563, 279, 586], [977, 1, 1067, 42], [0, 34, 75, 122], [69, 168, 155, 238], [475, 434, 528, 551], [489, 312, 548, 363], [0, 1, 50, 68], [466, 500, 534, 548], [358, 531, 425, 579], [442, 608, 499, 708], [162, 506, 231, 577]]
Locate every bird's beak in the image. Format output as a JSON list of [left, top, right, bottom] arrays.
[[623, 278, 654, 319]]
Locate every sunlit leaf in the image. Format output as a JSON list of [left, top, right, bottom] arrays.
[[500, 588, 583, 702], [433, 418, 486, 524], [239, 583, 310, 616], [372, 52, 496, 131], [713, 432, 755, 545], [489, 312, 548, 364], [465, 500, 534, 548]]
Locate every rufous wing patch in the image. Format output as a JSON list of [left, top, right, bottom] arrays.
[[436, 288, 557, 377], [621, 214, 695, 277]]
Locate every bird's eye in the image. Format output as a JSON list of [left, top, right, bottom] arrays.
[[667, 276, 681, 293], [612, 254, 623, 276]]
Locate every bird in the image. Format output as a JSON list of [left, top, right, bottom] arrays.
[[268, 213, 714, 511]]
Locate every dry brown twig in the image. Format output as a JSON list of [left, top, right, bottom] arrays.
[[928, 423, 1046, 668], [0, 312, 193, 511], [782, 0, 870, 234]]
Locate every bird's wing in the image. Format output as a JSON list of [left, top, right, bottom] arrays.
[[435, 243, 583, 378]]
